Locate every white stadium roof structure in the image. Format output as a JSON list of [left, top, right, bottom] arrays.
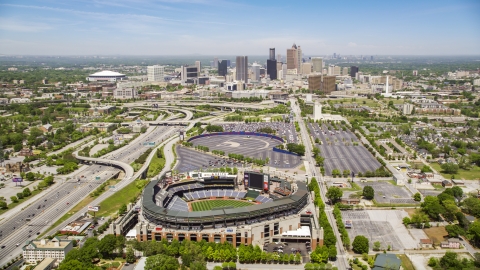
[[89, 70, 125, 77]]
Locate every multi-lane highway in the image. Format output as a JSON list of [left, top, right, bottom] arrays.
[[0, 125, 175, 265]]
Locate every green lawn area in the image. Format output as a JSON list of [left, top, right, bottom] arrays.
[[398, 254, 415, 270], [191, 200, 253, 211], [147, 150, 166, 178], [96, 180, 147, 217], [430, 163, 480, 180]]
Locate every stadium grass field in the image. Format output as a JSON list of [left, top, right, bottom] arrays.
[[190, 199, 254, 212]]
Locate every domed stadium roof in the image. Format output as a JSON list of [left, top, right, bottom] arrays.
[[89, 70, 125, 77]]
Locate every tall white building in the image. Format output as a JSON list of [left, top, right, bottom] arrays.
[[282, 63, 287, 80], [297, 46, 303, 74], [195, 61, 201, 75], [312, 57, 323, 73], [314, 102, 322, 121], [147, 65, 165, 82], [251, 63, 261, 81]]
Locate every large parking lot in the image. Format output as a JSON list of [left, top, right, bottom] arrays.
[[308, 123, 381, 176], [341, 210, 417, 251], [175, 146, 243, 173], [357, 181, 417, 204], [188, 135, 302, 169], [221, 122, 299, 144]]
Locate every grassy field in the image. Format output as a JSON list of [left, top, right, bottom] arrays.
[[430, 163, 480, 180], [96, 180, 147, 217], [398, 254, 415, 270], [191, 200, 253, 211], [424, 226, 448, 245], [147, 149, 166, 178]]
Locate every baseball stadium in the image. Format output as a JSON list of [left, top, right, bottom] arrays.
[[137, 170, 324, 249]]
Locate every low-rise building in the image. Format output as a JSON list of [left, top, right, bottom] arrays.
[[33, 258, 56, 270], [18, 148, 34, 156], [39, 124, 53, 133], [80, 122, 116, 133], [23, 237, 74, 264], [419, 238, 433, 248], [441, 238, 461, 249], [88, 105, 116, 116]]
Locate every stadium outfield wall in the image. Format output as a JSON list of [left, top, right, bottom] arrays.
[[187, 132, 284, 143], [142, 180, 309, 228]]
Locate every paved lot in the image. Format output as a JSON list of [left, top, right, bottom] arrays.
[[175, 147, 243, 173], [357, 181, 417, 204], [221, 122, 299, 144], [188, 135, 302, 169], [308, 123, 381, 176], [341, 210, 417, 251], [264, 242, 310, 263]]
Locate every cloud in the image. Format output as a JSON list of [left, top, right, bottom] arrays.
[[347, 42, 357, 47], [0, 4, 248, 27], [0, 18, 52, 32]]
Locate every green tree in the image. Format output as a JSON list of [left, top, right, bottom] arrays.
[[25, 172, 35, 181], [145, 254, 180, 270], [445, 224, 465, 238], [326, 186, 343, 204], [468, 221, 480, 247], [373, 241, 381, 251], [58, 260, 90, 270], [352, 235, 369, 254], [441, 163, 459, 174], [428, 257, 438, 267], [97, 234, 117, 258], [126, 247, 135, 263], [23, 187, 31, 197], [0, 201, 7, 209], [362, 186, 375, 200], [10, 196, 18, 203], [421, 196, 445, 220], [413, 192, 421, 201], [118, 203, 127, 215]]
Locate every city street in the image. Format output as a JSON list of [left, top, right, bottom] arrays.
[[291, 98, 349, 270]]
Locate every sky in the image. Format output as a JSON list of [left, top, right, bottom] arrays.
[[0, 0, 479, 56]]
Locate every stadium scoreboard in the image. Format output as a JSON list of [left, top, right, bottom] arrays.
[[244, 171, 269, 191]]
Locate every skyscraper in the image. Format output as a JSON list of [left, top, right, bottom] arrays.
[[147, 65, 165, 82], [297, 45, 302, 74], [236, 56, 248, 81], [350, 66, 359, 78], [312, 57, 323, 73], [287, 43, 303, 74], [267, 48, 277, 80], [218, 60, 228, 76], [287, 43, 298, 71], [251, 63, 260, 81], [195, 61, 201, 75], [269, 48, 275, 61], [213, 57, 218, 68]]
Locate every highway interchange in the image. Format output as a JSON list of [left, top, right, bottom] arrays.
[[0, 123, 176, 265]]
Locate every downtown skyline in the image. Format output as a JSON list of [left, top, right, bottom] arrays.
[[0, 0, 479, 56]]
